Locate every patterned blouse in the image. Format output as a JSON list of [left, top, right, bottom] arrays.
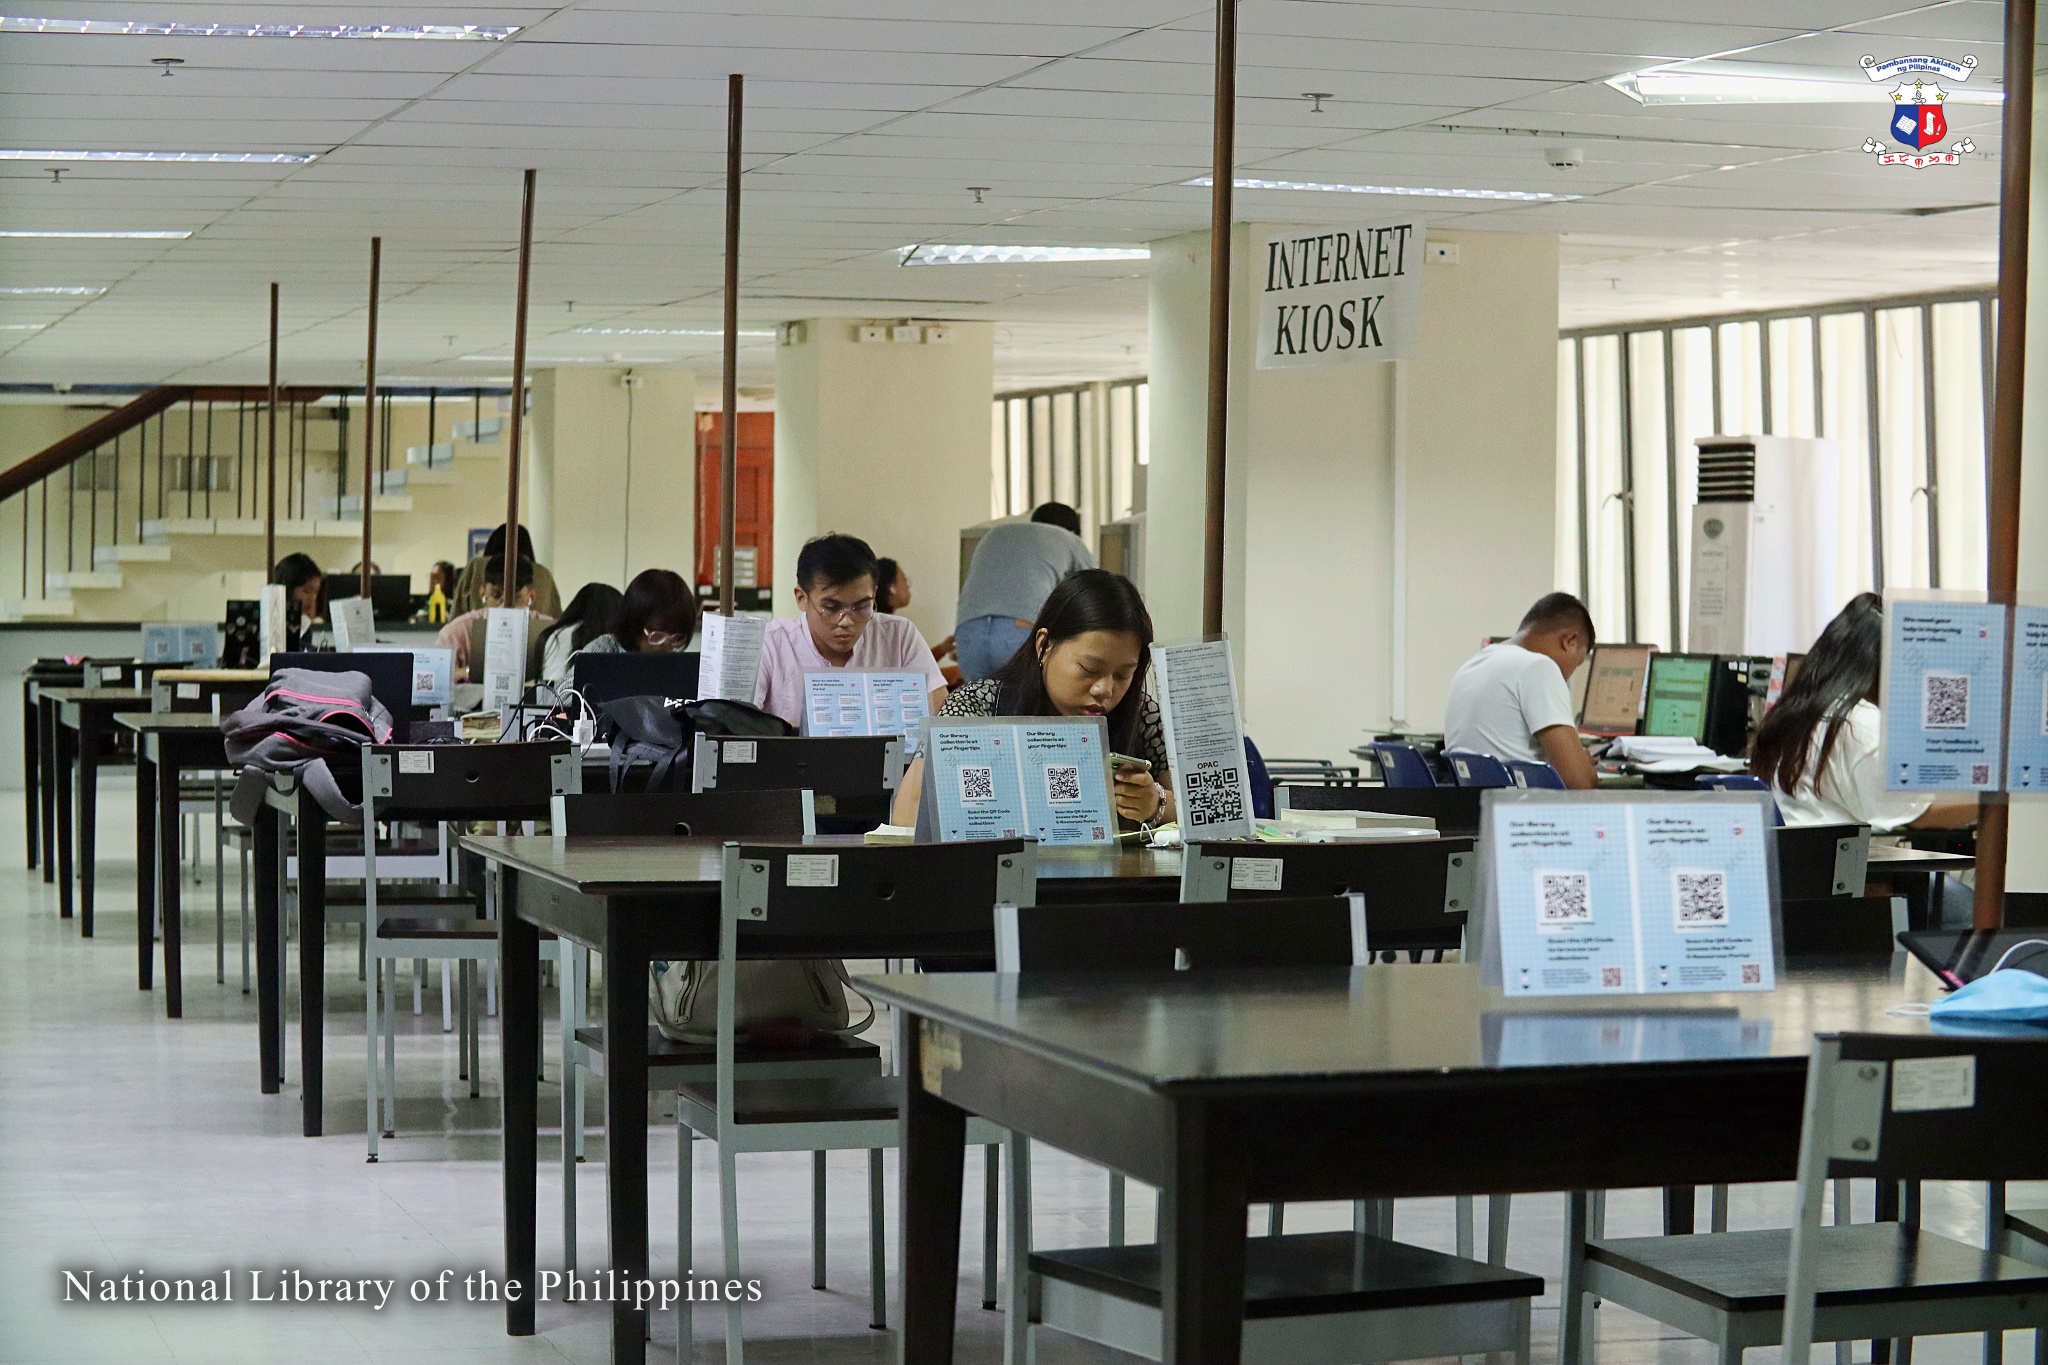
[[938, 678, 1172, 780]]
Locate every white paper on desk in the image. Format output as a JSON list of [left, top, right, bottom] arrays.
[[330, 596, 376, 653], [258, 583, 288, 661], [699, 613, 766, 702], [1154, 638, 1253, 842], [480, 608, 529, 713]]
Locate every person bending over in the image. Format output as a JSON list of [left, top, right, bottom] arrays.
[[1442, 591, 1598, 789], [1750, 592, 1974, 830], [892, 568, 1173, 829], [755, 534, 946, 729]]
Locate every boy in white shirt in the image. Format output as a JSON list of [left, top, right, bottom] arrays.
[[1442, 592, 1598, 789]]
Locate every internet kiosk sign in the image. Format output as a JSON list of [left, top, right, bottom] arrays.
[[1859, 54, 1978, 169], [1255, 221, 1422, 368]]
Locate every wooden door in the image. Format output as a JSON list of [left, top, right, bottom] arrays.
[[694, 411, 774, 606]]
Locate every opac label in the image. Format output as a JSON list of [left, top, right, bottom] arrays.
[[1256, 221, 1423, 368]]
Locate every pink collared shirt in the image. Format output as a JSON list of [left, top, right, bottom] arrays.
[[753, 613, 947, 728]]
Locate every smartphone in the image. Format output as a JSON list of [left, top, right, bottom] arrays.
[[1110, 753, 1152, 775]]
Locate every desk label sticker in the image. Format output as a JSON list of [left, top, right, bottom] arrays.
[[1229, 857, 1285, 891], [175, 682, 201, 700], [785, 854, 839, 889], [1881, 593, 2007, 791], [1485, 795, 1775, 996], [723, 740, 757, 765], [1892, 1054, 1976, 1111], [398, 751, 434, 775]]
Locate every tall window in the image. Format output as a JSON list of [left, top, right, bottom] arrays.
[[990, 379, 1148, 542], [1559, 289, 1994, 649]]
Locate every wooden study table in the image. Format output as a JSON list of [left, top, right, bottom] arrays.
[[118, 713, 231, 1018], [43, 686, 150, 934], [872, 960, 1970, 1365], [465, 832, 1184, 1365], [23, 661, 84, 872]]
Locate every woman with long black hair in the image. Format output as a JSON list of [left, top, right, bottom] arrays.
[[1750, 592, 1974, 829], [891, 568, 1174, 828], [534, 581, 625, 684]]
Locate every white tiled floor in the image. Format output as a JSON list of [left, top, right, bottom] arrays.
[[0, 782, 2039, 1365]]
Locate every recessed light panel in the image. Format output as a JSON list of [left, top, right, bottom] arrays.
[[0, 16, 516, 39], [899, 245, 1150, 265]]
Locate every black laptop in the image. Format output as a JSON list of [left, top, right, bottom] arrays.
[[1898, 929, 2048, 988], [570, 650, 702, 707]]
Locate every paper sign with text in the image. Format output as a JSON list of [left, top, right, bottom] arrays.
[[1154, 638, 1253, 840], [1480, 790, 1779, 997], [1881, 591, 2007, 792], [916, 715, 1115, 846], [699, 613, 767, 703], [1255, 220, 1423, 369], [2009, 605, 2048, 792], [802, 671, 931, 753]]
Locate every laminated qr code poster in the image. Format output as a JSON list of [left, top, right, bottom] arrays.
[[919, 716, 1115, 846], [1484, 793, 1776, 997], [1882, 592, 2007, 792]]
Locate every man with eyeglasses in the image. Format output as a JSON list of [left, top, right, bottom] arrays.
[[754, 533, 949, 728]]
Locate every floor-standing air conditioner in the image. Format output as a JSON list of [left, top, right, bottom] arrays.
[[1686, 435, 1839, 656]]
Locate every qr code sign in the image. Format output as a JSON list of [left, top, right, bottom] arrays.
[[958, 766, 996, 804], [1922, 671, 1970, 730], [1741, 963, 1762, 985], [1043, 764, 1083, 804], [1183, 765, 1245, 829], [1601, 967, 1623, 989], [1536, 871, 1592, 932], [1672, 869, 1729, 930]]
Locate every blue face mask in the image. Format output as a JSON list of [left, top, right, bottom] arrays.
[[1929, 967, 2048, 1023]]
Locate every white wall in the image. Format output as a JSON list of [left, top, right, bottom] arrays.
[[2003, 91, 2048, 895], [529, 366, 697, 600], [1147, 226, 1560, 761], [773, 321, 994, 646]]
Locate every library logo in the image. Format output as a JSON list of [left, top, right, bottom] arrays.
[[1859, 54, 1976, 168]]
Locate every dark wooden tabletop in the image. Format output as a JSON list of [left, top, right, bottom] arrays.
[[859, 961, 1974, 1096], [44, 687, 151, 708], [1867, 843, 1975, 871], [114, 712, 230, 733], [460, 832, 1183, 896]]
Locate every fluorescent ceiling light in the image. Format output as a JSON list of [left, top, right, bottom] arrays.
[[899, 244, 1150, 265], [1607, 66, 2000, 106], [0, 149, 314, 164], [0, 229, 189, 239], [0, 16, 515, 39], [0, 285, 103, 295], [1189, 175, 1573, 203], [0, 323, 47, 329], [569, 326, 776, 337]]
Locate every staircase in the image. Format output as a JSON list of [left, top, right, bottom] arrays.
[[0, 385, 516, 623]]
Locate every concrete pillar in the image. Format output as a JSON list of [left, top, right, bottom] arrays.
[[528, 366, 696, 597], [772, 320, 994, 646], [1145, 225, 1559, 760]]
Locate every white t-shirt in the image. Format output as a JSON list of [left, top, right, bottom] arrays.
[[1442, 643, 1576, 765], [1771, 700, 1930, 831]]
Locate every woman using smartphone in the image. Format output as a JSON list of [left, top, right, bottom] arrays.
[[891, 568, 1174, 828]]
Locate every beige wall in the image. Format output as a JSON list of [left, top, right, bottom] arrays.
[[773, 320, 994, 646], [1147, 226, 1560, 760], [529, 366, 697, 602]]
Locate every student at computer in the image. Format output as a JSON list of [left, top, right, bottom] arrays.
[[891, 568, 1174, 828], [756, 534, 947, 729], [435, 556, 556, 682], [1750, 592, 1975, 830], [575, 569, 698, 658], [451, 523, 563, 618], [1442, 591, 1599, 789], [534, 582, 624, 684]]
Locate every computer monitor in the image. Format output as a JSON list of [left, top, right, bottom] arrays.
[[1642, 654, 1718, 743], [372, 574, 413, 622], [1578, 644, 1654, 735], [571, 650, 702, 707], [269, 650, 415, 725]]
